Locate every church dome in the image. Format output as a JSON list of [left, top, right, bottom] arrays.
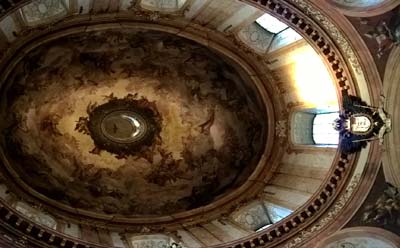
[[0, 28, 267, 217], [0, 0, 394, 248]]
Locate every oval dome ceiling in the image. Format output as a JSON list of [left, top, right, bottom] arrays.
[[0, 0, 382, 247], [0, 29, 267, 216]]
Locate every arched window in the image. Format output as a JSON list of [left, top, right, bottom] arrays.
[[312, 112, 339, 145], [240, 13, 303, 54], [231, 201, 292, 232], [291, 110, 339, 147], [256, 14, 288, 34], [264, 202, 292, 223], [20, 0, 69, 26], [256, 202, 292, 231]]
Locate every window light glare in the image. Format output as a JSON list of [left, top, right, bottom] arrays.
[[313, 113, 339, 145], [256, 14, 288, 34]]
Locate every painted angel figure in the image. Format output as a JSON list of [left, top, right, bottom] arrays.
[[364, 11, 400, 58], [388, 9, 400, 44], [364, 21, 395, 58]]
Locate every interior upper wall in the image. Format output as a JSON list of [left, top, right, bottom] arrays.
[[262, 149, 335, 210], [266, 39, 338, 110]]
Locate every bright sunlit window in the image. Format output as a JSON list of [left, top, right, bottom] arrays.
[[312, 113, 339, 145], [265, 203, 292, 223], [256, 13, 288, 34]]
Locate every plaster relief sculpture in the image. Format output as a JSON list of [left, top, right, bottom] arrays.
[[275, 120, 287, 138], [335, 95, 391, 153], [231, 201, 271, 231], [238, 23, 274, 54]]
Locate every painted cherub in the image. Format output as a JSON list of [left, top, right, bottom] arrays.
[[364, 10, 400, 58], [364, 21, 395, 58]]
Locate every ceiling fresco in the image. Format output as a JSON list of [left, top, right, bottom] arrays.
[[346, 7, 400, 76], [0, 30, 266, 216], [0, 0, 395, 247]]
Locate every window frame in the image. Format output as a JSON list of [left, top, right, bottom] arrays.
[[311, 112, 340, 146], [289, 108, 339, 151]]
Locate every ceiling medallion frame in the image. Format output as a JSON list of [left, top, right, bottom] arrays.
[[77, 95, 162, 158], [0, 1, 381, 248]]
